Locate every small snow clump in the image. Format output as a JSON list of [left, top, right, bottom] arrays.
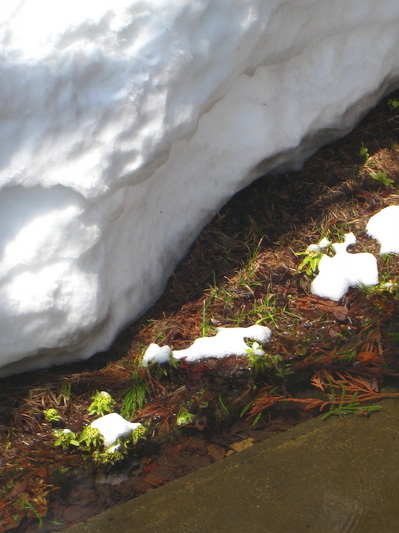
[[311, 233, 378, 301], [251, 342, 265, 356], [306, 237, 331, 254], [141, 325, 271, 365], [172, 325, 271, 362], [142, 344, 173, 367], [366, 205, 399, 254], [90, 413, 143, 448]]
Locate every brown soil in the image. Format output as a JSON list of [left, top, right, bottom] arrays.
[[1, 90, 399, 532]]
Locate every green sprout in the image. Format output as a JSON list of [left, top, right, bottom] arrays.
[[166, 353, 181, 370], [388, 330, 399, 343], [296, 239, 330, 276], [246, 343, 289, 378], [120, 374, 149, 419], [369, 170, 394, 188], [87, 391, 116, 417], [43, 408, 62, 423], [79, 426, 103, 451], [360, 142, 370, 162], [176, 405, 196, 426], [359, 279, 399, 297], [248, 354, 283, 377], [61, 381, 72, 400], [93, 442, 128, 465], [13, 495, 43, 527], [388, 99, 399, 109], [217, 393, 230, 417], [131, 424, 147, 445], [53, 429, 80, 451]]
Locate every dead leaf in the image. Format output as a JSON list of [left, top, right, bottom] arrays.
[[145, 472, 165, 486], [164, 444, 181, 460], [331, 306, 348, 322], [327, 327, 340, 338], [9, 481, 27, 499], [230, 438, 255, 452], [143, 461, 158, 473], [207, 444, 225, 461], [358, 350, 378, 364], [195, 415, 207, 431], [34, 466, 47, 479]]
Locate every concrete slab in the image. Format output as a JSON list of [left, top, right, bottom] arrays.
[[64, 399, 399, 533]]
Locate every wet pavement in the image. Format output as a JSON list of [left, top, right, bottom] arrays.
[[64, 398, 399, 533]]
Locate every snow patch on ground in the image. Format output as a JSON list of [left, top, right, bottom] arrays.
[[142, 325, 271, 366], [311, 233, 378, 301], [142, 344, 172, 367], [367, 205, 399, 254], [143, 207, 398, 365]]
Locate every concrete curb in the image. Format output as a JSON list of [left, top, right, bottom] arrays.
[[64, 399, 399, 533]]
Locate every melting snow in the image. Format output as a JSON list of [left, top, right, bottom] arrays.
[[311, 233, 378, 301], [311, 206, 399, 301], [366, 205, 399, 254], [142, 325, 271, 365], [90, 413, 142, 448], [142, 344, 173, 367], [143, 206, 399, 366]]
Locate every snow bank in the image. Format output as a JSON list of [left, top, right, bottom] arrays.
[[1, 1, 399, 375]]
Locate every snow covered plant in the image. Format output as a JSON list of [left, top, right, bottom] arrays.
[[52, 414, 147, 465], [53, 429, 79, 451], [79, 426, 104, 451], [245, 341, 265, 358], [310, 233, 378, 301], [85, 424, 146, 465], [87, 390, 116, 417], [92, 442, 128, 466], [88, 413, 147, 464], [245, 343, 289, 379], [296, 238, 331, 276], [48, 392, 146, 465]]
